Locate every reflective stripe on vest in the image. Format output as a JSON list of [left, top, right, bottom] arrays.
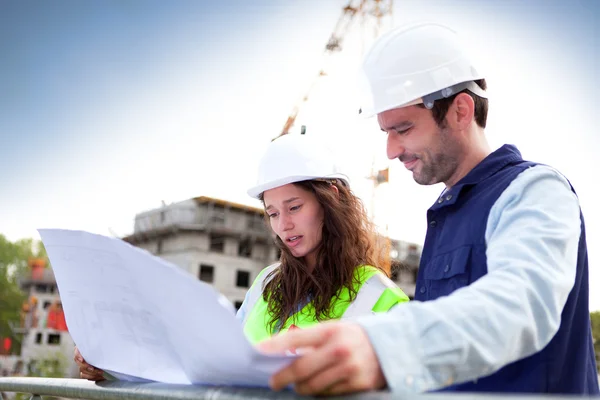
[[240, 263, 279, 327], [341, 272, 409, 319], [242, 265, 409, 344]]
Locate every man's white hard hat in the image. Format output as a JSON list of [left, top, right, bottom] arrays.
[[247, 134, 349, 199], [359, 22, 487, 117]]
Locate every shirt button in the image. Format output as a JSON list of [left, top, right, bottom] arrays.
[[429, 220, 437, 228], [419, 286, 426, 294], [446, 194, 453, 201], [444, 264, 450, 273], [437, 197, 443, 204]]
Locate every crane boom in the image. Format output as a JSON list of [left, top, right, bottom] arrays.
[[277, 0, 368, 138]]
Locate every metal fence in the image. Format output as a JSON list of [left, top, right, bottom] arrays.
[[1, 377, 598, 400]]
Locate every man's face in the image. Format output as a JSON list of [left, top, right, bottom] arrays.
[[377, 105, 460, 186]]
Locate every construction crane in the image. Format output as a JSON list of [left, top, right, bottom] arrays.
[[275, 0, 396, 273], [275, 0, 393, 139]]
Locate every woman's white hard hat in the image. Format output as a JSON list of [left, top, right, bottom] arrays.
[[359, 22, 487, 117], [247, 133, 350, 199]]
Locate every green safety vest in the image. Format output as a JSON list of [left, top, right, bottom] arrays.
[[242, 264, 409, 344]]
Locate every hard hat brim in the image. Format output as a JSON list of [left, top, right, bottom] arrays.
[[359, 80, 487, 117], [247, 173, 350, 199]]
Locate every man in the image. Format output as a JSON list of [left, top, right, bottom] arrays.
[[259, 22, 599, 395]]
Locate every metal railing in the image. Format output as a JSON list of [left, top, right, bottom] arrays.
[[0, 377, 598, 400]]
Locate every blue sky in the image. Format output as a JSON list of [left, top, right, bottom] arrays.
[[1, 0, 598, 305]]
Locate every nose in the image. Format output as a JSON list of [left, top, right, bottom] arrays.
[[386, 133, 405, 160], [277, 213, 294, 233]]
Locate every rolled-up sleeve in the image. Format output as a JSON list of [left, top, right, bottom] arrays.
[[356, 165, 581, 392]]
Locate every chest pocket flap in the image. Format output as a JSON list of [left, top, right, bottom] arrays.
[[423, 246, 472, 299]]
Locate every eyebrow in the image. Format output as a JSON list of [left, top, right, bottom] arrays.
[[380, 121, 412, 133], [265, 197, 301, 211]]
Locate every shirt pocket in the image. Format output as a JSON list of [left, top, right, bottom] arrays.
[[423, 245, 472, 299]]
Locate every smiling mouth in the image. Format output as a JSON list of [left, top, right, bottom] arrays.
[[403, 159, 418, 170]]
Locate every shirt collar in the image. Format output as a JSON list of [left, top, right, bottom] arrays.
[[430, 144, 523, 210]]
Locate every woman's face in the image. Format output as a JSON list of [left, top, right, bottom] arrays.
[[263, 183, 324, 269]]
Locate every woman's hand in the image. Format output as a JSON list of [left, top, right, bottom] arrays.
[[74, 347, 105, 381]]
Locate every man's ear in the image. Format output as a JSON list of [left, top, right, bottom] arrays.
[[449, 92, 475, 130]]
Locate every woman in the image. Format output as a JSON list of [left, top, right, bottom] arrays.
[[76, 133, 409, 380], [238, 133, 408, 344]]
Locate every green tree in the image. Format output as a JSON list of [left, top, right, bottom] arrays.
[[591, 311, 600, 373], [27, 351, 68, 378], [0, 234, 47, 352]]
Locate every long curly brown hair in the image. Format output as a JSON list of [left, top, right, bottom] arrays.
[[259, 179, 386, 333]]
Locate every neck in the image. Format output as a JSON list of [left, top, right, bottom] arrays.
[[445, 127, 491, 189], [305, 252, 317, 273]]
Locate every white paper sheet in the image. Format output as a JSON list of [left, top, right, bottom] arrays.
[[38, 229, 294, 386]]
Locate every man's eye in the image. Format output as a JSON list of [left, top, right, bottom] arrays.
[[394, 127, 411, 135], [267, 213, 278, 218], [290, 205, 301, 212]]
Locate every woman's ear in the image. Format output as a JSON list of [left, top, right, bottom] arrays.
[[331, 183, 340, 197]]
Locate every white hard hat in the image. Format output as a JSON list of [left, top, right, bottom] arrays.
[[359, 22, 487, 117], [247, 134, 349, 199]]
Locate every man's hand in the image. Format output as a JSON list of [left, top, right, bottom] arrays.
[[258, 321, 386, 396]]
